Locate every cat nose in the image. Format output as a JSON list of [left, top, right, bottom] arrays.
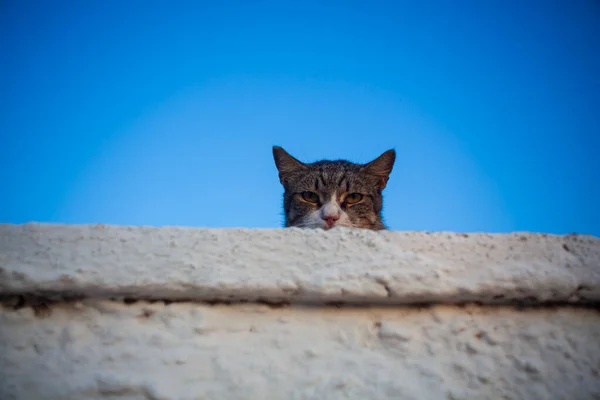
[[323, 215, 340, 228], [321, 202, 341, 227]]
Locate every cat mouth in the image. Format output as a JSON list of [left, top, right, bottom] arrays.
[[323, 221, 351, 230]]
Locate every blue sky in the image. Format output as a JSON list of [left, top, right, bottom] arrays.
[[1, 1, 599, 235]]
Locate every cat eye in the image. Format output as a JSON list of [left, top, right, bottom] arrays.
[[301, 191, 319, 203], [345, 193, 363, 205]]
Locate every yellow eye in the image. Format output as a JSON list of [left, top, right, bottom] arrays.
[[345, 193, 363, 204], [301, 191, 319, 203]]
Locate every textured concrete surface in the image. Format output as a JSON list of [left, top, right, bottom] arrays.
[[1, 223, 599, 400], [1, 223, 599, 305], [1, 301, 599, 400]]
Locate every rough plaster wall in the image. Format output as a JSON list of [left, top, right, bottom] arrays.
[[1, 302, 599, 400], [1, 223, 599, 304], [1, 223, 599, 400]]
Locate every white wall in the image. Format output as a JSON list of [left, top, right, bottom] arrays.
[[1, 223, 599, 399]]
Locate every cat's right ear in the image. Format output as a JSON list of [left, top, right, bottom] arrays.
[[362, 149, 396, 191], [272, 146, 306, 185]]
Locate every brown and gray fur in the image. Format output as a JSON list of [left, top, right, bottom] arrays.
[[273, 146, 396, 230]]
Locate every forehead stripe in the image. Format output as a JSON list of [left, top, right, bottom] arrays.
[[318, 172, 326, 189]]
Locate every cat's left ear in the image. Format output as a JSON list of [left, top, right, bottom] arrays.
[[272, 146, 307, 185], [362, 149, 396, 190]]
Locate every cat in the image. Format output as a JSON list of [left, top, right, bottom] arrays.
[[272, 146, 396, 230]]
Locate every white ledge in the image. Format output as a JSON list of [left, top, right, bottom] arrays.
[[1, 223, 599, 305]]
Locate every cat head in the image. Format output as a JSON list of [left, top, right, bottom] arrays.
[[272, 146, 396, 230]]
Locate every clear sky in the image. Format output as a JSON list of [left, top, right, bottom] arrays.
[[1, 1, 599, 235]]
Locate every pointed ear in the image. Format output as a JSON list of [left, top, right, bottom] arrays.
[[272, 146, 307, 185], [362, 149, 396, 190]]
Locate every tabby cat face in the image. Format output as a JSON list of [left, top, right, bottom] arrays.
[[272, 146, 396, 231]]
